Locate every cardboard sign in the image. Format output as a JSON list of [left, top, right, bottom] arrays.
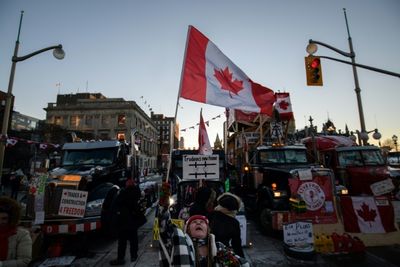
[[370, 178, 395, 196], [182, 155, 219, 179], [58, 189, 88, 218], [283, 221, 313, 246]]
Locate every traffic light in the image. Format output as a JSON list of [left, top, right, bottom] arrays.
[[305, 56, 323, 86]]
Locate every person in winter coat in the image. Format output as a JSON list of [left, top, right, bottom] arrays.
[[158, 182, 249, 267], [109, 179, 143, 266], [189, 186, 216, 218], [0, 196, 32, 267], [209, 193, 244, 257]]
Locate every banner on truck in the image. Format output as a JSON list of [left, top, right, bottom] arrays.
[[58, 189, 88, 218], [289, 174, 338, 224]]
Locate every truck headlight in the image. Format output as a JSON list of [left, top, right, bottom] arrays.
[[169, 197, 175, 206], [273, 190, 287, 198], [336, 185, 348, 195], [85, 199, 104, 216]]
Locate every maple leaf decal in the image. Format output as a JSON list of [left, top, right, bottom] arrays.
[[214, 67, 243, 98], [356, 202, 377, 227], [279, 100, 289, 110]]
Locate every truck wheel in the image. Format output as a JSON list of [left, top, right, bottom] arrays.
[[259, 207, 273, 235]]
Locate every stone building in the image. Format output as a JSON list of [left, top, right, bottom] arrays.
[[44, 93, 158, 170], [150, 112, 179, 170]]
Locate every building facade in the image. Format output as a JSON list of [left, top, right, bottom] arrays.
[[150, 112, 179, 170], [44, 93, 158, 170]]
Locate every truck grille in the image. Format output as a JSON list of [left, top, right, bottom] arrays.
[[26, 184, 78, 218]]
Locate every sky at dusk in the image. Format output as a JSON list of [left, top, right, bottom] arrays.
[[0, 0, 399, 148]]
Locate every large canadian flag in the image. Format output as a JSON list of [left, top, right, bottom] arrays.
[[340, 196, 396, 233], [198, 110, 212, 155], [180, 26, 275, 115], [274, 92, 294, 121]]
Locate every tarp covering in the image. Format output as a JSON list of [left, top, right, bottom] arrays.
[[302, 136, 357, 151]]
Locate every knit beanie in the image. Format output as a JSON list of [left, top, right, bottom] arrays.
[[184, 215, 209, 233]]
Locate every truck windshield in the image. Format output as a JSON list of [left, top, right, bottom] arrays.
[[259, 149, 308, 164], [338, 149, 384, 167], [62, 148, 117, 166], [387, 152, 400, 165]]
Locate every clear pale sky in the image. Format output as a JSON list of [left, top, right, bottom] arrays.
[[1, 0, 399, 148]]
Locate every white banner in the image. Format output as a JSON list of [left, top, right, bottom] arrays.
[[58, 189, 88, 218]]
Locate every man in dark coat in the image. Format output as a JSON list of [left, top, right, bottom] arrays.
[[110, 179, 142, 265], [189, 186, 216, 218], [209, 192, 244, 257]]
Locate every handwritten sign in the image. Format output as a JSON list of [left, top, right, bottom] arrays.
[[182, 155, 219, 179], [370, 178, 395, 196], [58, 189, 88, 218], [283, 221, 313, 246]]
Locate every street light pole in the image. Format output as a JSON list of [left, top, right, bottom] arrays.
[[306, 9, 369, 146], [0, 11, 65, 192], [343, 8, 367, 146]]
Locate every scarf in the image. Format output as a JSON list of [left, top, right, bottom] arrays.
[[0, 225, 17, 260]]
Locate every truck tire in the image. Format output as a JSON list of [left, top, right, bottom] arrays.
[[259, 207, 274, 235]]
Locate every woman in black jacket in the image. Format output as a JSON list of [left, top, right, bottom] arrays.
[[209, 192, 244, 257]]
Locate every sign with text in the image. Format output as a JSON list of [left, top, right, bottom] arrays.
[[182, 155, 219, 180], [58, 189, 88, 218], [283, 221, 313, 246], [370, 178, 395, 196]]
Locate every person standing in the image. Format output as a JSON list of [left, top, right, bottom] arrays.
[[189, 186, 216, 218], [0, 196, 32, 267], [10, 168, 24, 199], [209, 192, 244, 257], [109, 179, 143, 265], [158, 182, 249, 267]]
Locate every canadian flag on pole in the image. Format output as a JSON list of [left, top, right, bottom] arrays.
[[274, 92, 294, 121], [198, 110, 212, 155], [180, 26, 275, 115], [340, 196, 396, 233]]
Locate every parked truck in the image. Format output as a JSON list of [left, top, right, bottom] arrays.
[[302, 135, 396, 197], [235, 141, 337, 234], [22, 140, 133, 235]]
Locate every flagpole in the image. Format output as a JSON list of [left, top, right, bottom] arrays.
[[165, 25, 192, 183]]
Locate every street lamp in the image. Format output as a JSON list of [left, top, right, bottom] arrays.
[[392, 135, 398, 152], [0, 11, 65, 192], [306, 8, 367, 145]]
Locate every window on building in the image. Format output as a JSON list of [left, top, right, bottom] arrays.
[[118, 114, 126, 126], [70, 115, 81, 128], [102, 115, 111, 127], [85, 115, 93, 126], [55, 116, 62, 125], [117, 132, 125, 141]]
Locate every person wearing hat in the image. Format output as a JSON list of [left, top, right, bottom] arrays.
[[209, 192, 244, 257], [0, 196, 32, 267], [158, 182, 249, 267]]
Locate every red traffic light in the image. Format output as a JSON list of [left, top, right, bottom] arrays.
[[310, 58, 320, 69], [305, 56, 323, 86]]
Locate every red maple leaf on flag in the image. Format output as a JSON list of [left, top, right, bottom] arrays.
[[279, 100, 289, 110], [357, 202, 377, 227], [214, 67, 243, 98]]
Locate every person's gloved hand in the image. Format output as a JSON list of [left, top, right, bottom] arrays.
[[159, 182, 171, 208]]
